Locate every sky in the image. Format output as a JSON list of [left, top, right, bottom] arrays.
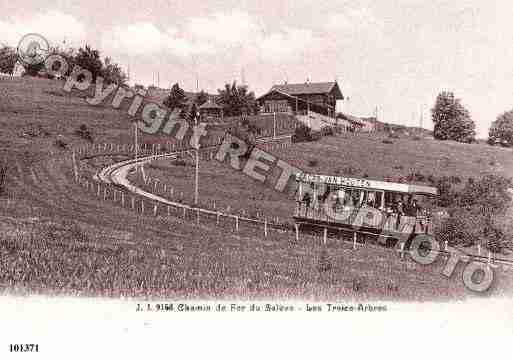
[[1, 0, 513, 137]]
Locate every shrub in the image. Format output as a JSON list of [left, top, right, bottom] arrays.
[[0, 160, 7, 196], [449, 175, 462, 184], [54, 139, 68, 149], [322, 126, 335, 136], [382, 139, 394, 144], [75, 124, 94, 143], [435, 214, 480, 247], [174, 159, 187, 166], [341, 166, 358, 175], [457, 174, 512, 214], [435, 176, 456, 207], [307, 159, 318, 167], [292, 125, 319, 143]]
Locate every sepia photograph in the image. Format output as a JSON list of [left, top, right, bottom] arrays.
[[1, 0, 512, 357]]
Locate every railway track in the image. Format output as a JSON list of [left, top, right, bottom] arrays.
[[92, 134, 513, 271]]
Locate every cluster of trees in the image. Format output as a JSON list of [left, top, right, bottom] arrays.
[[431, 91, 476, 143], [488, 110, 513, 147], [0, 44, 127, 85], [162, 81, 258, 121], [431, 91, 513, 147]]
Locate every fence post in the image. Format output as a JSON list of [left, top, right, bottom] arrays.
[[478, 244, 481, 256], [265, 219, 268, 237], [183, 207, 186, 219], [400, 242, 405, 259], [141, 201, 145, 214], [97, 184, 101, 197], [235, 216, 239, 232], [353, 232, 357, 250], [167, 206, 171, 217], [131, 197, 135, 209], [153, 203, 158, 216], [216, 212, 220, 225], [295, 223, 299, 241], [72, 151, 78, 182], [323, 227, 327, 245], [121, 192, 125, 207], [196, 208, 200, 224]]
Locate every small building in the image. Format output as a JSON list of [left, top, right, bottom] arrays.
[[257, 81, 344, 118], [198, 98, 223, 121]]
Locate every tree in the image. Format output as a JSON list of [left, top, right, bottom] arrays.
[[489, 110, 513, 146], [101, 57, 128, 86], [188, 103, 199, 122], [73, 45, 103, 81], [163, 83, 188, 117], [0, 46, 17, 74], [217, 81, 258, 117], [194, 90, 209, 106], [431, 91, 475, 143]]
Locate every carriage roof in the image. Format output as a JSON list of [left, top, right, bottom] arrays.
[[295, 173, 438, 196]]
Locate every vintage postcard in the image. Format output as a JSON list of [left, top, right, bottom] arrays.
[[0, 0, 512, 357]]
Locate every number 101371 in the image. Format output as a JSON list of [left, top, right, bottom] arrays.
[[9, 344, 39, 353]]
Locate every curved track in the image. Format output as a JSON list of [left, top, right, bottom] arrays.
[[93, 137, 513, 270]]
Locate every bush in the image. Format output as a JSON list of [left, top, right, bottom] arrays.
[[457, 174, 512, 214], [54, 139, 68, 150], [75, 124, 94, 143], [407, 171, 426, 182], [0, 160, 7, 196], [341, 166, 358, 175], [174, 159, 187, 166], [322, 126, 335, 136], [292, 125, 319, 143], [449, 175, 462, 184], [435, 214, 480, 247], [307, 159, 318, 167], [435, 176, 456, 207], [382, 139, 394, 144]]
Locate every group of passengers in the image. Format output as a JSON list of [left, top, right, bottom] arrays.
[[299, 186, 425, 218]]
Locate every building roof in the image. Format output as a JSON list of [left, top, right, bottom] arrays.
[[198, 99, 222, 110], [270, 82, 343, 99], [296, 173, 438, 196]]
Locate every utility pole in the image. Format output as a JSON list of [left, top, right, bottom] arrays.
[[273, 111, 276, 139], [194, 112, 200, 206], [194, 72, 200, 206], [134, 122, 138, 159]]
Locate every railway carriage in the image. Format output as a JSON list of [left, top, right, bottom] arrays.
[[294, 172, 438, 246]]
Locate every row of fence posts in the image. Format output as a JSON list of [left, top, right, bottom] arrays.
[[70, 145, 501, 269]]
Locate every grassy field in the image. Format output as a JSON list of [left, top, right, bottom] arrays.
[[133, 130, 513, 222], [1, 76, 512, 300]]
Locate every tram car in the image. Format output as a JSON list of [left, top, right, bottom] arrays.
[[294, 172, 438, 246]]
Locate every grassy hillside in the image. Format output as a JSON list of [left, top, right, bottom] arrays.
[[1, 77, 512, 299], [136, 131, 513, 222]]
